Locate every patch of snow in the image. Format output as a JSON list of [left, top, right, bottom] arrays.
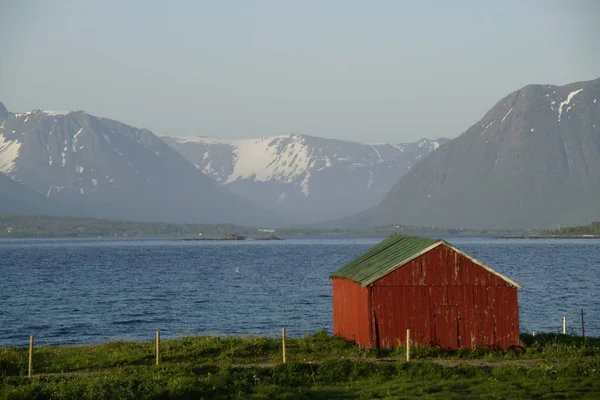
[[594, 99, 597, 103], [61, 152, 67, 167], [46, 185, 64, 197], [48, 157, 53, 166], [127, 162, 140, 175], [102, 133, 112, 145], [72, 128, 83, 152], [202, 161, 213, 175], [531, 128, 535, 132], [433, 141, 440, 150], [223, 135, 314, 185], [367, 170, 374, 190], [145, 178, 152, 185], [154, 151, 161, 156], [370, 145, 383, 162], [42, 110, 72, 116], [91, 178, 98, 186], [80, 187, 84, 195], [277, 192, 287, 203], [500, 107, 513, 123], [480, 120, 495, 136], [557, 88, 583, 122], [300, 172, 311, 197], [0, 134, 22, 173], [427, 194, 431, 198], [76, 165, 84, 174]]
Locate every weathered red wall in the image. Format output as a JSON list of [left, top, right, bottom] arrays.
[[332, 278, 372, 347], [332, 244, 520, 350], [370, 245, 519, 349]]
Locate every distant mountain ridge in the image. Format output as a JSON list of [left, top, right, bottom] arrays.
[[161, 134, 448, 223], [0, 105, 281, 226], [353, 78, 600, 229]]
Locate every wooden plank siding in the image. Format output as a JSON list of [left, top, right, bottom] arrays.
[[370, 245, 519, 349], [331, 278, 372, 347]]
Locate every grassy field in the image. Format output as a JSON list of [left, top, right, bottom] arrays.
[[1, 331, 599, 399]]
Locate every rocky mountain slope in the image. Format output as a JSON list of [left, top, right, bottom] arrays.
[[355, 78, 600, 229], [0, 104, 281, 226], [0, 173, 66, 215], [161, 135, 447, 223]]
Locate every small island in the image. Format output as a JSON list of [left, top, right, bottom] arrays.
[[181, 233, 282, 241], [539, 221, 600, 238], [502, 221, 600, 239]]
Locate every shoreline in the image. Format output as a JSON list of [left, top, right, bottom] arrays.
[[499, 235, 600, 239]]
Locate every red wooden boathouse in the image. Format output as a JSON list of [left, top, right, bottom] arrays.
[[330, 234, 522, 349]]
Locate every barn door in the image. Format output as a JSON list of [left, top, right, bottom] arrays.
[[432, 305, 459, 348]]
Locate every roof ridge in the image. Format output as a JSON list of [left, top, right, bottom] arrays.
[[335, 233, 405, 269], [329, 234, 439, 284]]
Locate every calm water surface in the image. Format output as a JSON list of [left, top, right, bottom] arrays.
[[0, 236, 598, 346]]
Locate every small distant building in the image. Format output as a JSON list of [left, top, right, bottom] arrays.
[[258, 228, 276, 233], [6, 226, 14, 233], [329, 234, 521, 350]]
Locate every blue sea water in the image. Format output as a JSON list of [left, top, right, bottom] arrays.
[[0, 236, 598, 346]]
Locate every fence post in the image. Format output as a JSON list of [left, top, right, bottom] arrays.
[[28, 336, 34, 378], [562, 316, 566, 335], [282, 327, 287, 364], [406, 329, 411, 362], [156, 331, 160, 366]]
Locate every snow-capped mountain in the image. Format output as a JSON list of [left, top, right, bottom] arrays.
[[161, 134, 448, 223], [0, 104, 281, 226], [352, 77, 600, 229]]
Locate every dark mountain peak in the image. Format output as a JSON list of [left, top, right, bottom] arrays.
[[358, 77, 600, 230], [465, 77, 600, 145], [2, 106, 283, 226], [0, 102, 8, 118]]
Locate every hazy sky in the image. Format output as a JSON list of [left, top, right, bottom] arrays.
[[1, 1, 599, 143]]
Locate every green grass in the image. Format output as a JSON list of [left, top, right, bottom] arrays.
[[1, 331, 599, 399]]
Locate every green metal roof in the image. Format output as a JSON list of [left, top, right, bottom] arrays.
[[329, 234, 440, 286]]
